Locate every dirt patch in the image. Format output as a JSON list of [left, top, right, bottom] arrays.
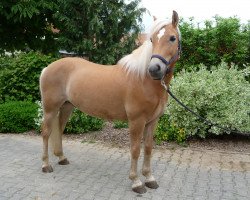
[[63, 122, 131, 148]]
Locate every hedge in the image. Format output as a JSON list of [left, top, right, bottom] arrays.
[[155, 62, 250, 143], [35, 102, 104, 134], [0, 52, 57, 102], [177, 17, 250, 72], [64, 109, 104, 133], [0, 101, 38, 133]]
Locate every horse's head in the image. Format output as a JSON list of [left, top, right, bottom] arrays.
[[148, 11, 181, 80]]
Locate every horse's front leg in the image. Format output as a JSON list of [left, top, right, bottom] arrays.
[[142, 119, 159, 189], [129, 119, 147, 194]]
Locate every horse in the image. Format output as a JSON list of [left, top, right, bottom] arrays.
[[40, 10, 181, 194]]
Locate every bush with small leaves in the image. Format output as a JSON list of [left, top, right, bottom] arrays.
[[0, 52, 57, 102], [113, 120, 128, 129], [0, 101, 38, 133], [156, 62, 250, 143], [156, 114, 186, 144], [65, 109, 104, 134], [35, 103, 104, 134], [169, 62, 249, 137]]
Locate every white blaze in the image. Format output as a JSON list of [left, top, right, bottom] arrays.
[[157, 28, 165, 42]]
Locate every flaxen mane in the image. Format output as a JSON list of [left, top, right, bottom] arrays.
[[118, 19, 179, 78]]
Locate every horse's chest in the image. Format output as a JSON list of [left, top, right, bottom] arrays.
[[148, 97, 167, 122]]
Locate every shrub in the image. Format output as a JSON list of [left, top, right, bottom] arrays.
[[113, 120, 128, 129], [177, 17, 249, 72], [35, 103, 104, 134], [0, 101, 38, 133], [156, 62, 250, 143], [0, 52, 57, 102], [156, 114, 186, 144], [65, 109, 104, 134]]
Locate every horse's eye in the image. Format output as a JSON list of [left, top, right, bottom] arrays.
[[170, 36, 176, 42]]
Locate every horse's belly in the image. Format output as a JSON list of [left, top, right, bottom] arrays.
[[79, 98, 127, 121], [68, 82, 127, 121]]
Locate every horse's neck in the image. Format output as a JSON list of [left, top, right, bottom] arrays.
[[142, 76, 166, 99]]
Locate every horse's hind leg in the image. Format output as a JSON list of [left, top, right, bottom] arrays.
[[53, 102, 74, 165], [42, 110, 58, 173], [129, 119, 147, 194], [142, 119, 159, 189], [41, 96, 68, 172]]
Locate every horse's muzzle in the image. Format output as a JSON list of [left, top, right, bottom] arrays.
[[148, 64, 164, 80]]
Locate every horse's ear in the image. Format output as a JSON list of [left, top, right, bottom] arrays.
[[172, 10, 179, 27], [153, 16, 157, 21]]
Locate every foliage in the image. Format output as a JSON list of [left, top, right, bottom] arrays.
[[0, 52, 57, 102], [163, 62, 250, 140], [156, 114, 186, 144], [177, 17, 250, 72], [1, 0, 248, 70], [34, 101, 43, 132], [0, 0, 58, 54], [0, 101, 38, 133], [113, 120, 128, 129], [65, 109, 104, 133], [0, 0, 145, 57], [34, 104, 105, 134], [53, 0, 145, 64]]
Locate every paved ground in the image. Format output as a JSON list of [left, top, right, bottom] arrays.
[[0, 134, 249, 200]]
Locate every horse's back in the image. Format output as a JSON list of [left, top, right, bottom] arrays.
[[40, 57, 115, 89], [41, 57, 100, 77]]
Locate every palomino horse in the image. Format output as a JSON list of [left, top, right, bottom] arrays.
[[40, 11, 181, 194]]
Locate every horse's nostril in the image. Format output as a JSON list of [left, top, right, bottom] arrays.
[[149, 64, 161, 73], [156, 64, 161, 71], [149, 67, 154, 73]]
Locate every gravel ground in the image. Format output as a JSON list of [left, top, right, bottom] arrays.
[[61, 122, 250, 154]]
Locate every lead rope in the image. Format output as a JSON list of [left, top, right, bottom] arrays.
[[160, 79, 250, 136]]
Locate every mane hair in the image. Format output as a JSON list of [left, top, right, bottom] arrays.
[[118, 40, 153, 78], [118, 19, 179, 78]]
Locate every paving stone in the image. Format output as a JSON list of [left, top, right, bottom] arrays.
[[0, 195, 8, 200], [109, 193, 122, 200], [207, 192, 222, 200], [0, 134, 249, 200]]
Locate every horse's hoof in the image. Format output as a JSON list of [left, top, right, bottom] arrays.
[[145, 180, 159, 189], [132, 185, 147, 194], [42, 165, 53, 173], [58, 158, 69, 165]]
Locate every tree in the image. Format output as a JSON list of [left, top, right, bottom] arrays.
[[0, 0, 58, 54], [54, 0, 145, 64]]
